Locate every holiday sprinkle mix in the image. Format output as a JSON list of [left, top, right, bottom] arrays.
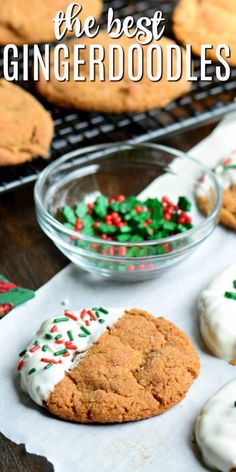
[[57, 193, 193, 245]]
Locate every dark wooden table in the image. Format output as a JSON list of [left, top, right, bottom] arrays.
[[0, 121, 217, 472]]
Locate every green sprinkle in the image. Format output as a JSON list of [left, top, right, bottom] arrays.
[[19, 349, 27, 358], [178, 196, 192, 212], [99, 319, 105, 324], [54, 349, 68, 356], [42, 345, 48, 352], [224, 165, 236, 169], [61, 205, 76, 225], [75, 202, 87, 218], [233, 280, 236, 289], [44, 363, 53, 370], [234, 401, 236, 407], [34, 340, 39, 346], [93, 195, 108, 218], [45, 333, 53, 340], [97, 223, 117, 235], [55, 334, 62, 340], [28, 368, 36, 375], [78, 334, 87, 338], [67, 330, 74, 341], [80, 326, 91, 335], [119, 226, 132, 234], [224, 292, 236, 301], [53, 317, 70, 323], [116, 234, 131, 242], [99, 307, 109, 314], [95, 311, 100, 318]]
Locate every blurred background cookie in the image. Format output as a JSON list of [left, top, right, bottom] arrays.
[[0, 80, 54, 166], [173, 0, 236, 65], [0, 0, 103, 45], [196, 154, 236, 230]]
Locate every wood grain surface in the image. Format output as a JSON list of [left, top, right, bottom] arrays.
[[0, 122, 217, 472]]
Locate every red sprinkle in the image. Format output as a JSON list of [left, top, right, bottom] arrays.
[[87, 310, 97, 321], [55, 340, 64, 344], [63, 352, 70, 357], [81, 309, 88, 319], [50, 325, 57, 333], [118, 246, 127, 257], [116, 195, 125, 202], [65, 342, 77, 350], [127, 265, 135, 272], [135, 205, 143, 214], [75, 219, 83, 232], [164, 243, 171, 253], [17, 359, 25, 371], [41, 358, 58, 364], [30, 345, 40, 353], [64, 310, 78, 321], [93, 222, 100, 229]]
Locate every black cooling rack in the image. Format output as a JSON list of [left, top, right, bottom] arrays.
[[0, 0, 236, 194]]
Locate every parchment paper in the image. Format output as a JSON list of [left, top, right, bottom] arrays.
[[0, 114, 236, 472]]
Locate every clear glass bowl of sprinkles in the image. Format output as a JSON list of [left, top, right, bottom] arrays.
[[34, 142, 222, 282]]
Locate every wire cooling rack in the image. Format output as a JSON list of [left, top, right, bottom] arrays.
[[0, 0, 236, 193]]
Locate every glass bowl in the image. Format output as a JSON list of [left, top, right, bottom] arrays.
[[34, 142, 222, 282]]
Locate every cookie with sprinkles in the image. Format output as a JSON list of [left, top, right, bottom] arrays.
[[18, 308, 199, 423], [196, 151, 236, 231], [198, 264, 236, 364]]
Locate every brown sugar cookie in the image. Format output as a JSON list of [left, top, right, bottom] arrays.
[[36, 32, 191, 113], [18, 308, 200, 423], [196, 155, 236, 231], [0, 0, 103, 45], [0, 79, 54, 166], [197, 186, 236, 231], [173, 0, 236, 65]]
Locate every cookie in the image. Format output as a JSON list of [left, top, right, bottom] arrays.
[[18, 307, 199, 423], [0, 79, 54, 166], [196, 153, 236, 230], [195, 379, 236, 471], [36, 32, 191, 113], [0, 0, 103, 45], [173, 0, 236, 65], [198, 264, 236, 363]]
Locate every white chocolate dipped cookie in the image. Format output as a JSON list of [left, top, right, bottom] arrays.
[[198, 264, 236, 363], [17, 307, 199, 423], [195, 379, 236, 472], [196, 151, 236, 230]]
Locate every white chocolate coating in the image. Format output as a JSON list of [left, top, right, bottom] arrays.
[[195, 379, 236, 472], [198, 264, 236, 361], [196, 152, 236, 197], [18, 307, 125, 406]]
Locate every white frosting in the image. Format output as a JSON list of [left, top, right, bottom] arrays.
[[18, 307, 125, 406], [196, 152, 236, 197], [198, 264, 236, 361], [195, 379, 236, 472]]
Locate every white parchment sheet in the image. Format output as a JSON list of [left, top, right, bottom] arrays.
[[0, 114, 236, 472]]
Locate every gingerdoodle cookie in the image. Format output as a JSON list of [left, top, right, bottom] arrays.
[[195, 379, 236, 471], [0, 0, 103, 45], [36, 32, 191, 113], [196, 153, 236, 231], [0, 79, 54, 166], [198, 264, 236, 363], [18, 307, 199, 423], [173, 0, 236, 66]]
